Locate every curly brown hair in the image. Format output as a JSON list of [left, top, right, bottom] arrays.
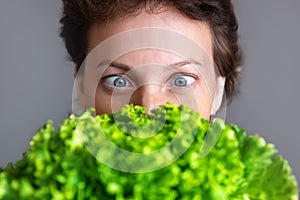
[[59, 0, 242, 101]]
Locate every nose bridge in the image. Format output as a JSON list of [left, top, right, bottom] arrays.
[[130, 84, 174, 111]]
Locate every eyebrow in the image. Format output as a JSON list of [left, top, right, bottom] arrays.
[[97, 60, 130, 70], [97, 59, 202, 71]]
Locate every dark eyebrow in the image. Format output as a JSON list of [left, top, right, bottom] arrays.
[[167, 59, 204, 69], [97, 59, 202, 70], [168, 60, 199, 69], [98, 60, 131, 71], [110, 61, 132, 70]]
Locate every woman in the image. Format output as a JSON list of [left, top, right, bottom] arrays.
[[60, 0, 242, 120]]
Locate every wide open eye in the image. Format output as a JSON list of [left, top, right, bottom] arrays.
[[103, 75, 132, 88], [171, 75, 196, 87]]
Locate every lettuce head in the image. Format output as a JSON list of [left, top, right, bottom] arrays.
[[0, 104, 298, 199]]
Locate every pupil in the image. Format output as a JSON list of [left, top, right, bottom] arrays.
[[114, 77, 126, 87], [175, 77, 187, 87]]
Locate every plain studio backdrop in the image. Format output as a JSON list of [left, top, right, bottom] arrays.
[[0, 0, 299, 184]]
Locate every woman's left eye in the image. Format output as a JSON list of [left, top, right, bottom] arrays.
[[171, 75, 196, 87]]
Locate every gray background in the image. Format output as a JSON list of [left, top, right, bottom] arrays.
[[0, 0, 299, 184]]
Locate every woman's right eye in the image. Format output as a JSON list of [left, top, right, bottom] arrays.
[[103, 75, 132, 88]]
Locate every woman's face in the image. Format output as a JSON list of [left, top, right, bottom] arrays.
[[80, 8, 221, 120]]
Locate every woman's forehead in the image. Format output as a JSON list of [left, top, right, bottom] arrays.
[[87, 8, 213, 59], [112, 49, 190, 67]]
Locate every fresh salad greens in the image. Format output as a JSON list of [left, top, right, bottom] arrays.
[[0, 104, 298, 199]]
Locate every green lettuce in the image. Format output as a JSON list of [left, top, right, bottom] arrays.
[[0, 104, 298, 199]]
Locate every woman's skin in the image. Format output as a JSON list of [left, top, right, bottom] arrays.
[[79, 7, 224, 120]]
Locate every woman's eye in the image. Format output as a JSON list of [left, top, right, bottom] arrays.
[[103, 75, 131, 88], [172, 75, 196, 87]]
